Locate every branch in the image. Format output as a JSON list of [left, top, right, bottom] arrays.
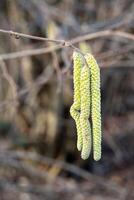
[[0, 68, 54, 112], [0, 44, 62, 60], [0, 29, 134, 44], [0, 29, 65, 44], [70, 30, 134, 44], [0, 29, 134, 60], [0, 60, 18, 103]]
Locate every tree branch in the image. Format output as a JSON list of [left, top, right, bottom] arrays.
[[0, 29, 134, 60]]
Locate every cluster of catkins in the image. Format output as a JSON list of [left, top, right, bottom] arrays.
[[70, 52, 101, 161]]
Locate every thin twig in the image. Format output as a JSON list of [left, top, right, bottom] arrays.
[[0, 29, 134, 60], [70, 30, 134, 44], [0, 29, 65, 44], [0, 29, 134, 44], [0, 60, 18, 106], [0, 44, 62, 60], [0, 68, 54, 111]]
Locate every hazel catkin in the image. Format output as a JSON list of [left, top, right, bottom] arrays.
[[85, 53, 101, 161], [80, 65, 91, 159], [70, 51, 102, 161], [70, 52, 83, 151]]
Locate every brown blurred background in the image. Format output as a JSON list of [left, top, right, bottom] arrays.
[[0, 0, 134, 199]]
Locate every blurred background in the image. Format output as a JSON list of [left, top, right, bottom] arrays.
[[0, 0, 134, 199]]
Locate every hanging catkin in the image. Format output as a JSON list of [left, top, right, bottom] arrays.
[[70, 51, 101, 161], [70, 52, 83, 151], [80, 65, 91, 160], [85, 53, 101, 161]]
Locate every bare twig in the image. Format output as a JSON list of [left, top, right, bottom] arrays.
[[0, 29, 65, 44], [0, 61, 18, 94], [0, 29, 134, 44], [0, 44, 62, 60], [0, 68, 54, 111], [70, 30, 134, 44], [97, 44, 134, 60], [0, 60, 18, 107], [0, 29, 134, 60]]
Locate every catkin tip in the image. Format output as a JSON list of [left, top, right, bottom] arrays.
[[81, 152, 90, 160], [77, 143, 82, 151], [93, 154, 101, 161]]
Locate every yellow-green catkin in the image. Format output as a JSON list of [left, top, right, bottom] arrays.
[[85, 53, 101, 161], [80, 65, 91, 159], [70, 52, 83, 151]]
